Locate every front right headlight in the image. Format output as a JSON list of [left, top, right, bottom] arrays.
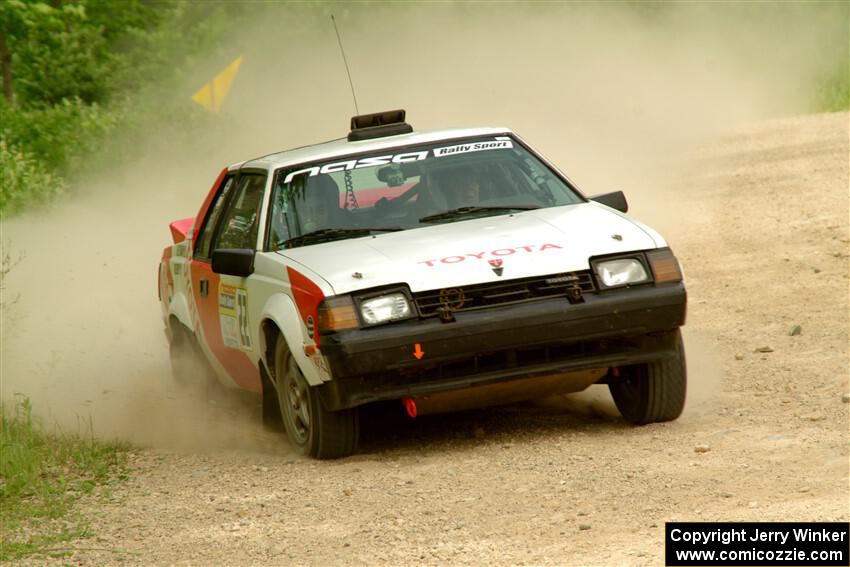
[[359, 292, 412, 325]]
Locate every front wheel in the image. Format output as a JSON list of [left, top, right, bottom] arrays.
[[274, 337, 358, 459], [608, 330, 687, 424]]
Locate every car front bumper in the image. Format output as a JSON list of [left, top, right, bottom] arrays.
[[318, 282, 686, 410]]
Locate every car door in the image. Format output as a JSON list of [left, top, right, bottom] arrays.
[[190, 170, 267, 392]]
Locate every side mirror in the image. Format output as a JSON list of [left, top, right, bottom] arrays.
[[589, 191, 628, 213], [212, 248, 255, 277]]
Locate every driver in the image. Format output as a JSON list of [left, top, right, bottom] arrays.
[[455, 172, 480, 207], [298, 175, 344, 232], [448, 168, 481, 208]]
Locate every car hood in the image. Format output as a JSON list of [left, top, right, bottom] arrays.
[[277, 202, 662, 294]]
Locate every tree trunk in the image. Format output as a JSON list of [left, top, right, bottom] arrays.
[[0, 30, 12, 105]]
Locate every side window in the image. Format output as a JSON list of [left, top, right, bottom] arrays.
[[195, 175, 235, 261], [212, 173, 267, 251]]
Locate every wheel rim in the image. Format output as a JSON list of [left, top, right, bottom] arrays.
[[280, 358, 312, 446]]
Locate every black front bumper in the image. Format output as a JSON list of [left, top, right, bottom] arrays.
[[318, 283, 686, 410]]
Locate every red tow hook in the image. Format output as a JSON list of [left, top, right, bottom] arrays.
[[402, 397, 417, 418]]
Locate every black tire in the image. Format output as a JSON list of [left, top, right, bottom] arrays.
[[168, 321, 219, 400], [169, 323, 204, 389], [260, 362, 283, 432], [274, 337, 358, 459], [608, 330, 687, 424]]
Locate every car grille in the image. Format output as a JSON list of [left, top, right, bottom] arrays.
[[413, 270, 595, 317]]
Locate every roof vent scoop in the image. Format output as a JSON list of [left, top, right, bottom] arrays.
[[348, 109, 413, 141]]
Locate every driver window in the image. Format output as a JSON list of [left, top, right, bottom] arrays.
[[213, 173, 266, 251], [196, 174, 235, 261]]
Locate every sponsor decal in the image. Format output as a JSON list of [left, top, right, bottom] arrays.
[[417, 243, 563, 267], [160, 249, 173, 306], [219, 283, 251, 350], [433, 139, 513, 157], [282, 138, 512, 184], [219, 287, 236, 310], [283, 151, 428, 184]]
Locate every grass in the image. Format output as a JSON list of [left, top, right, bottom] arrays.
[[817, 74, 850, 112], [0, 397, 131, 562]]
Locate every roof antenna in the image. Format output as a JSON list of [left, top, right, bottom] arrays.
[[331, 14, 360, 115]]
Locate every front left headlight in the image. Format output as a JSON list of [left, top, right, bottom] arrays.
[[359, 292, 412, 325], [594, 258, 650, 288]]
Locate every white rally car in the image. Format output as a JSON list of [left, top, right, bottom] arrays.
[[159, 110, 687, 459]]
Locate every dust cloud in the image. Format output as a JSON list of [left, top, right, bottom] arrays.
[[1, 3, 845, 448]]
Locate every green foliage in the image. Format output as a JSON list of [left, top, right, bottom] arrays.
[[1, 98, 122, 173], [0, 135, 64, 215], [816, 60, 850, 112], [0, 0, 245, 217], [6, 1, 110, 106], [0, 397, 131, 561]]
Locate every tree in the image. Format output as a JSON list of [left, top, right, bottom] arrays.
[[0, 1, 125, 107], [0, 1, 26, 105], [0, 31, 11, 104]]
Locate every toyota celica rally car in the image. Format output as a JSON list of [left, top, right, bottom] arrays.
[[158, 110, 687, 459]]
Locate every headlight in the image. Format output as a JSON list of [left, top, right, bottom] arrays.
[[594, 258, 649, 288], [359, 293, 412, 325]]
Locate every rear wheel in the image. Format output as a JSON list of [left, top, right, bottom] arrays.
[[168, 321, 222, 402], [274, 337, 358, 459], [608, 330, 687, 424]]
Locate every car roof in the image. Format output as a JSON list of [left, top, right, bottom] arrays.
[[232, 127, 513, 172]]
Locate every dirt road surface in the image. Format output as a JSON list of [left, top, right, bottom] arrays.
[[8, 111, 850, 565]]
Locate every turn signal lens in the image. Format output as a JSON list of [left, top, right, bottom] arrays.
[[317, 296, 359, 332], [647, 249, 683, 283]]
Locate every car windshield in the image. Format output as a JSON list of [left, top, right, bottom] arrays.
[[268, 135, 584, 250]]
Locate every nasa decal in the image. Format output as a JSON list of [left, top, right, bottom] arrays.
[[282, 138, 514, 184]]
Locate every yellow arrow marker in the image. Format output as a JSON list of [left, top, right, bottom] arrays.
[[192, 55, 243, 113]]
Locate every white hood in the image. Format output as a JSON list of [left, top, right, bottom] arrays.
[[278, 202, 661, 294]]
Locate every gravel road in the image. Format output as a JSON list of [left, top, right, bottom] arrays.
[[11, 111, 850, 566]]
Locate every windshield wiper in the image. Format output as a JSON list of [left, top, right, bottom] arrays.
[[282, 227, 403, 248], [419, 205, 539, 224]]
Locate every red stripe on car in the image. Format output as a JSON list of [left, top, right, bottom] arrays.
[[287, 267, 325, 346]]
